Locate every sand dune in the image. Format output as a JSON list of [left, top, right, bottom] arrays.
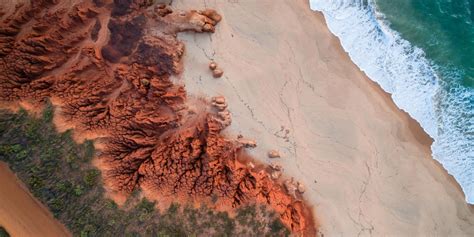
[[174, 0, 474, 236]]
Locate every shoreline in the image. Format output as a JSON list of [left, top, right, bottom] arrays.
[[316, 11, 434, 149], [317, 9, 473, 206], [174, 0, 474, 235], [357, 63, 471, 205], [310, 0, 474, 205]]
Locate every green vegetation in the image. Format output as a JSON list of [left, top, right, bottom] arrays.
[[0, 227, 9, 237], [0, 105, 289, 237]]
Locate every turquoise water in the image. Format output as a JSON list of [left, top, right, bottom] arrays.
[[376, 0, 474, 87], [309, 0, 474, 203]]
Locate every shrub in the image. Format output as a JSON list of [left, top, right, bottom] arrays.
[[0, 227, 10, 237], [83, 169, 100, 187], [0, 109, 291, 236]]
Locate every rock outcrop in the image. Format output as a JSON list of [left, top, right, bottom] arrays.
[[268, 149, 281, 158], [0, 0, 316, 234]]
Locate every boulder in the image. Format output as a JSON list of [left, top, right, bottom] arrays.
[[284, 178, 298, 198], [200, 9, 222, 22], [270, 170, 282, 179], [209, 61, 217, 70], [237, 138, 257, 148], [211, 96, 227, 110], [269, 162, 283, 171], [212, 96, 226, 104], [297, 182, 306, 193], [268, 150, 281, 158], [212, 68, 224, 78]]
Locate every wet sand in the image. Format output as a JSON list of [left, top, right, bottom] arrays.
[[173, 0, 474, 236], [0, 162, 70, 237]]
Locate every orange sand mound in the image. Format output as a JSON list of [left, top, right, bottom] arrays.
[[0, 0, 316, 234]]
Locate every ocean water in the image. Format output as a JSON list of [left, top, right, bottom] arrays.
[[309, 0, 474, 203]]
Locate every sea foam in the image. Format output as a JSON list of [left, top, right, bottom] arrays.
[[309, 0, 474, 203]]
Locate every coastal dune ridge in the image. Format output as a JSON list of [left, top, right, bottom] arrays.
[[310, 0, 474, 204]]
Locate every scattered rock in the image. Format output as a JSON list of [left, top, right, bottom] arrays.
[[269, 162, 283, 171], [210, 96, 231, 128], [154, 4, 173, 17], [297, 182, 306, 193], [154, 6, 222, 34], [270, 170, 282, 179], [247, 161, 255, 169], [209, 61, 217, 70], [218, 110, 230, 120], [212, 96, 226, 104], [200, 9, 222, 23], [203, 23, 214, 32], [208, 61, 223, 78], [284, 178, 305, 196], [268, 150, 280, 158], [211, 96, 228, 110], [284, 178, 298, 198], [217, 110, 231, 127], [237, 138, 257, 148], [214, 103, 227, 111], [212, 68, 224, 78]]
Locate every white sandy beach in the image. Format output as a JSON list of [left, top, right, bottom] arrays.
[[173, 0, 474, 236]]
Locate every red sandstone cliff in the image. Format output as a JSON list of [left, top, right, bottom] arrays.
[[0, 0, 316, 234]]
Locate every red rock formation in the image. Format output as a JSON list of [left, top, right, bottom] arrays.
[[0, 0, 316, 234]]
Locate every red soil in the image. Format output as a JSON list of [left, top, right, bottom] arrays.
[[0, 0, 316, 234]]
